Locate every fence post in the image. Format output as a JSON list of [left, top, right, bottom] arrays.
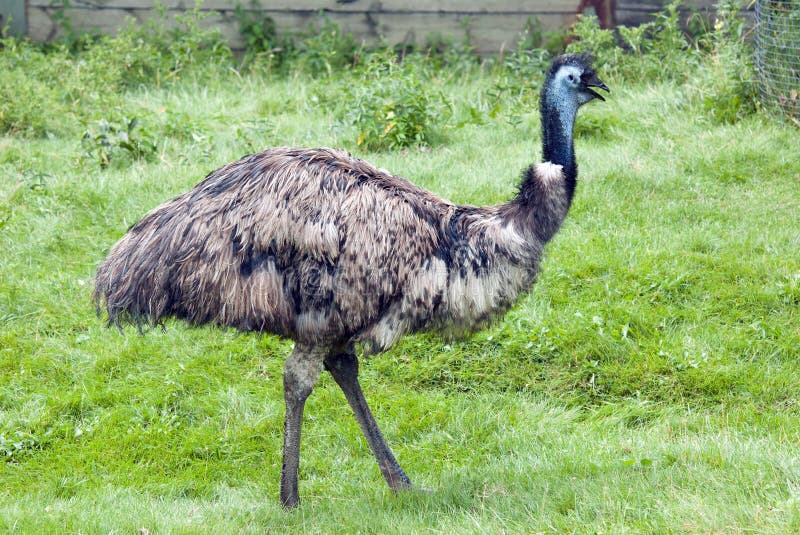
[[0, 0, 26, 37]]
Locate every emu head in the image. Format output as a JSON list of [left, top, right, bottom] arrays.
[[545, 53, 610, 108]]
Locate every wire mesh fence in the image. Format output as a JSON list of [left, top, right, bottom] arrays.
[[755, 0, 800, 119]]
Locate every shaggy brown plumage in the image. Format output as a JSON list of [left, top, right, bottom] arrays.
[[95, 147, 565, 349], [93, 53, 608, 508]]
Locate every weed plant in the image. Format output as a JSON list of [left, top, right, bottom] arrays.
[[568, 0, 758, 123], [418, 19, 482, 76], [235, 10, 366, 77], [81, 117, 157, 169], [340, 53, 452, 150], [691, 0, 759, 122], [491, 34, 552, 117], [0, 3, 232, 137], [234, 3, 295, 73], [566, 0, 696, 82], [1, 1, 798, 532]]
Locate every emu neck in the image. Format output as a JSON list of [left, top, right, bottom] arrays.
[[540, 86, 578, 199], [500, 81, 579, 246]]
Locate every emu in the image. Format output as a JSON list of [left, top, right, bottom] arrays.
[[94, 53, 608, 508]]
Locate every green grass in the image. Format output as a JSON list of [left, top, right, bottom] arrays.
[[1, 52, 800, 533]]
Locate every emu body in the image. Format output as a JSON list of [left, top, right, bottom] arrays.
[[94, 54, 608, 507]]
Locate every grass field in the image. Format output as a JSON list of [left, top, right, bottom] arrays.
[[2, 15, 800, 533]]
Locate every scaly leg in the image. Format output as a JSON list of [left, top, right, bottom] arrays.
[[324, 352, 413, 491], [280, 345, 324, 508]]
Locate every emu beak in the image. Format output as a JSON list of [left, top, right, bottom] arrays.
[[584, 73, 610, 102]]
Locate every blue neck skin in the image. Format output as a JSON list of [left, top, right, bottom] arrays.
[[540, 84, 578, 198]]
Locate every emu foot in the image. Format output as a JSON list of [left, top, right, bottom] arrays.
[[392, 480, 433, 495], [280, 495, 300, 510], [281, 498, 300, 511]]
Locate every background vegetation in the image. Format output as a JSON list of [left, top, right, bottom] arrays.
[[1, 1, 799, 532]]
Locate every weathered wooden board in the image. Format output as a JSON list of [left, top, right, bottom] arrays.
[[28, 0, 574, 54], [28, 0, 579, 14], [1, 0, 26, 37], [25, 0, 754, 54]]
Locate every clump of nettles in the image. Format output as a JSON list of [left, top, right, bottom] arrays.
[[567, 0, 757, 123], [81, 117, 157, 169], [0, 3, 232, 138], [492, 28, 552, 118], [341, 53, 452, 151], [0, 38, 60, 136], [93, 2, 232, 86], [691, 0, 759, 123], [236, 11, 364, 76], [567, 0, 691, 82], [0, 0, 763, 143]]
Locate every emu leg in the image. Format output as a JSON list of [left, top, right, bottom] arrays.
[[280, 346, 324, 508], [324, 352, 413, 491]]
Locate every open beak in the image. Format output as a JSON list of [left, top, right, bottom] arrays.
[[584, 74, 610, 102]]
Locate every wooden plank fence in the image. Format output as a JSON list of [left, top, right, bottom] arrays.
[[9, 0, 744, 55], [0, 0, 27, 37]]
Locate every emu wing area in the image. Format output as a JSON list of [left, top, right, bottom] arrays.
[[94, 147, 450, 347]]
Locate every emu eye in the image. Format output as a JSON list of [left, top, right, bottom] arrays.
[[567, 74, 577, 84]]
